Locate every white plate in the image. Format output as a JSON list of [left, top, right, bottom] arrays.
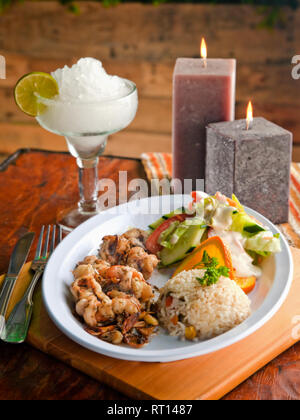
[[42, 194, 293, 362]]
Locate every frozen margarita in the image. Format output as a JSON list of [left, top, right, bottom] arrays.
[[36, 58, 138, 135], [14, 57, 138, 230]]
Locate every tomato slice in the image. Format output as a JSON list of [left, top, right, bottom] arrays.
[[146, 214, 187, 255], [191, 191, 204, 203]]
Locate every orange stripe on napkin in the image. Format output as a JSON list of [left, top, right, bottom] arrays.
[[149, 153, 165, 179], [290, 200, 300, 224], [278, 223, 300, 248], [291, 164, 300, 194], [163, 153, 173, 177], [291, 173, 300, 195], [141, 152, 172, 181], [290, 186, 300, 210]]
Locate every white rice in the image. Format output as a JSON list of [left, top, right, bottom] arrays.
[[157, 269, 251, 340]]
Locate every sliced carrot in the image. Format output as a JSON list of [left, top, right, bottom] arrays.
[[171, 315, 178, 325], [226, 198, 239, 208], [234, 276, 256, 294], [165, 295, 173, 307], [172, 236, 234, 279]]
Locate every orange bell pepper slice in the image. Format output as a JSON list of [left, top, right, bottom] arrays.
[[172, 236, 234, 280]]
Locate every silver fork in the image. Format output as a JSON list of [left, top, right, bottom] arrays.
[[1, 225, 62, 343]]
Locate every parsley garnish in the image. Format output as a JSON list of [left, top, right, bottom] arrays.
[[194, 251, 230, 287]]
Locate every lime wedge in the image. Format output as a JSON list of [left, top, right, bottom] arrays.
[[14, 72, 59, 117]]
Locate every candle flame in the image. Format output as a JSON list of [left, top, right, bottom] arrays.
[[246, 101, 253, 130], [201, 38, 207, 60]]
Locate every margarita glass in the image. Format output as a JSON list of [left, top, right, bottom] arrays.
[[36, 79, 138, 231]]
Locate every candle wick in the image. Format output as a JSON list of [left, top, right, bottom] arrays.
[[246, 119, 252, 131], [202, 58, 207, 68]]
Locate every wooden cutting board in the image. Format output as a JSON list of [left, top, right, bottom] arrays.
[[1, 247, 300, 400]]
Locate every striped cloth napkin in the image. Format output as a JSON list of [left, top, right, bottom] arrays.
[[141, 152, 300, 249]]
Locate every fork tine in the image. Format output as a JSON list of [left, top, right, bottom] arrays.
[[49, 225, 56, 256], [34, 225, 45, 260], [42, 225, 51, 259]]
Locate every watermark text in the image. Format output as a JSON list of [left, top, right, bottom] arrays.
[[291, 55, 300, 80], [97, 172, 204, 214], [0, 55, 5, 80], [291, 315, 300, 340]]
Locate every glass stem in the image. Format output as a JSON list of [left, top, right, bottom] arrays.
[[77, 157, 99, 214]]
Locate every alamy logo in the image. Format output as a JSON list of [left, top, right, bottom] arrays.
[[291, 315, 300, 340], [291, 55, 300, 80], [0, 55, 5, 79]]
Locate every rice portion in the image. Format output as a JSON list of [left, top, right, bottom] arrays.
[[157, 269, 251, 340]]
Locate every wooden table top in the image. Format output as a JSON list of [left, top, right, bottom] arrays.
[[0, 149, 299, 400]]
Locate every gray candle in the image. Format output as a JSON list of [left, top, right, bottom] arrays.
[[205, 117, 292, 224]]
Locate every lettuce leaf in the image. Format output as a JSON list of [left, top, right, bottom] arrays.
[[245, 231, 281, 256]]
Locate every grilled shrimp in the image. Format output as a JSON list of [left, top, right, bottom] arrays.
[[82, 295, 100, 327], [75, 298, 90, 317], [77, 256, 111, 276], [105, 265, 154, 302], [71, 283, 94, 301], [98, 229, 158, 280], [71, 267, 93, 300], [71, 266, 105, 301], [73, 263, 94, 280], [83, 293, 140, 327], [121, 228, 149, 249], [73, 277, 141, 328], [99, 235, 130, 265], [105, 265, 143, 282], [81, 294, 115, 327], [93, 259, 111, 276], [126, 246, 159, 280], [111, 294, 141, 315], [71, 229, 157, 347], [79, 255, 98, 265]]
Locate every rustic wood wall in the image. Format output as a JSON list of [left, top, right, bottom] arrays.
[[0, 2, 300, 159]]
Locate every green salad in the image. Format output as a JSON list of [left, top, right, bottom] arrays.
[[146, 192, 281, 277]]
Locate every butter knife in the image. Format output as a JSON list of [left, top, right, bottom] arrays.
[[0, 232, 35, 338]]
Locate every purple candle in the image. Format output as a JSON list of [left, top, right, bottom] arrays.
[[173, 42, 236, 187]]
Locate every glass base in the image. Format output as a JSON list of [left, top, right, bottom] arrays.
[[57, 206, 100, 233]]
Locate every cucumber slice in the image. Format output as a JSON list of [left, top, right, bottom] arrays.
[[231, 212, 265, 236], [148, 207, 186, 230], [159, 221, 181, 248], [160, 225, 206, 267]]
